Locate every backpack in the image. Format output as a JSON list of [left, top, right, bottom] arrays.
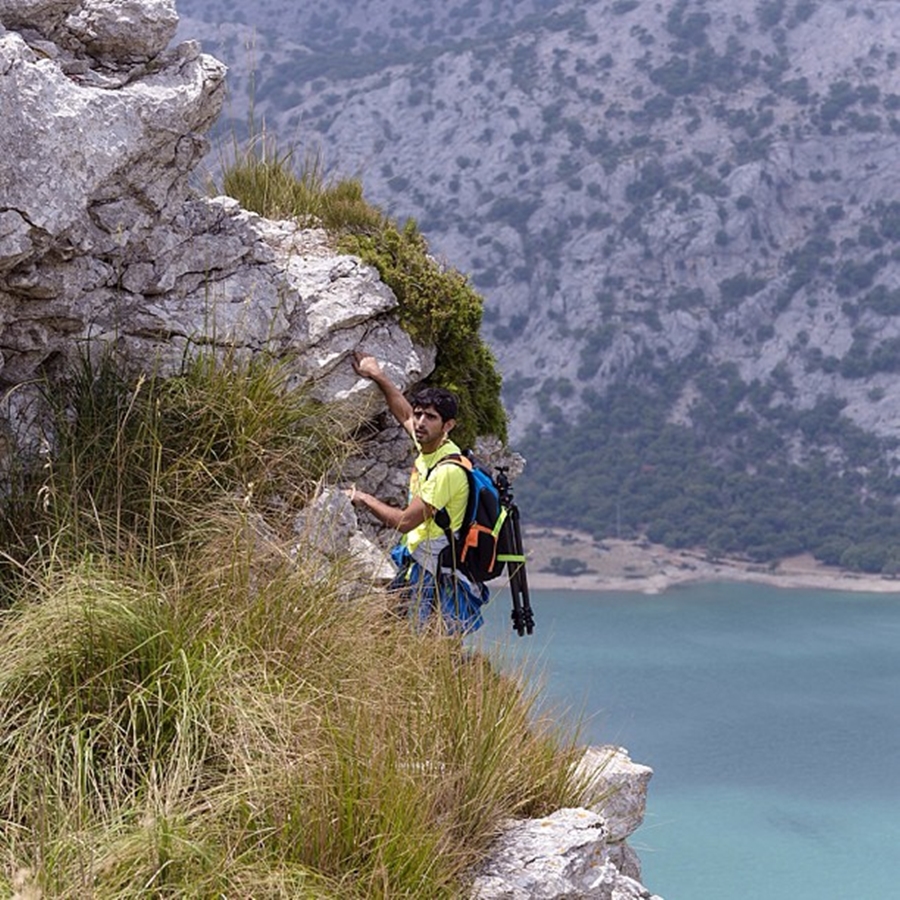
[[429, 451, 522, 584]]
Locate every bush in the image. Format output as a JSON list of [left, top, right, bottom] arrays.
[[544, 556, 592, 576], [835, 256, 885, 297], [0, 348, 343, 586], [625, 160, 669, 202], [719, 273, 767, 303], [340, 219, 506, 447]]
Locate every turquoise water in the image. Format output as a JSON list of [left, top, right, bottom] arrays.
[[476, 583, 900, 900]]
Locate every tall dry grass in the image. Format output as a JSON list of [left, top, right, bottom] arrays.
[[0, 349, 584, 897]]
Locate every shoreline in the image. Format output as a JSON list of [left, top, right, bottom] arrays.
[[523, 528, 900, 595]]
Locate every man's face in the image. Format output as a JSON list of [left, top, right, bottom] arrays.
[[413, 404, 452, 451]]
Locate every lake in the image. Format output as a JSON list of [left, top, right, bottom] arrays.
[[476, 583, 900, 900]]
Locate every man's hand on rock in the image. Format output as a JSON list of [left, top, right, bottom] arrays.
[[351, 350, 382, 380]]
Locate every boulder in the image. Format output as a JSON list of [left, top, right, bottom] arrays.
[[469, 745, 661, 899], [577, 745, 654, 843], [292, 486, 395, 584], [470, 807, 661, 900]]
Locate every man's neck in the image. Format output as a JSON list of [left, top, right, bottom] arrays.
[[420, 438, 458, 458]]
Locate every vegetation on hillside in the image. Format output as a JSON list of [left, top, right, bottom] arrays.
[[215, 137, 506, 450], [517, 365, 900, 575], [187, 0, 900, 576], [0, 350, 581, 897]]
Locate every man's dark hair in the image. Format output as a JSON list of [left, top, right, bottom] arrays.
[[410, 386, 459, 422]]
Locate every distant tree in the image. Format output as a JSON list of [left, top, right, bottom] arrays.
[[544, 557, 591, 576], [625, 160, 668, 202], [719, 273, 767, 303]]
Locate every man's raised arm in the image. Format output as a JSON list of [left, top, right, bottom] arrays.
[[351, 351, 415, 439]]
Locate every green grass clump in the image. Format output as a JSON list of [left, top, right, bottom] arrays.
[[212, 136, 507, 449], [0, 347, 344, 585], [219, 139, 384, 235], [0, 349, 582, 897]]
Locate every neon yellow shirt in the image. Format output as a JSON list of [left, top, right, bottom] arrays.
[[404, 439, 468, 558]]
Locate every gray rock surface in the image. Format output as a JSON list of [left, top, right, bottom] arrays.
[[470, 745, 661, 899], [578, 745, 653, 844], [0, 0, 425, 457], [470, 808, 660, 900], [292, 486, 395, 586]]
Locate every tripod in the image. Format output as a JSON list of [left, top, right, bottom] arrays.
[[495, 467, 534, 637]]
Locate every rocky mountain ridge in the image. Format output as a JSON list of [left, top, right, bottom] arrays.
[[176, 0, 900, 456], [170, 0, 900, 569]]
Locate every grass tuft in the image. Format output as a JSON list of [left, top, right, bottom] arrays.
[[217, 133, 384, 234]]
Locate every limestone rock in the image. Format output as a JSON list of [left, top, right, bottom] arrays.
[[292, 486, 394, 584], [469, 807, 661, 900], [468, 744, 660, 899], [0, 0, 426, 456], [577, 745, 653, 843], [2, 0, 179, 61]]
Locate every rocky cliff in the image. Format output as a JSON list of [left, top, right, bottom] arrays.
[[0, 0, 429, 465], [0, 2, 660, 896]]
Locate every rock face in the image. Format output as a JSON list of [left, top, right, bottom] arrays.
[[0, 0, 427, 461], [471, 746, 661, 900]]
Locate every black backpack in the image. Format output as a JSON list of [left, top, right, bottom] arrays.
[[429, 452, 534, 636]]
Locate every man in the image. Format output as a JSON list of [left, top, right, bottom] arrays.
[[345, 351, 489, 633]]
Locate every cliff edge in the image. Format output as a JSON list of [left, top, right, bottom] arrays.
[[0, 2, 661, 896]]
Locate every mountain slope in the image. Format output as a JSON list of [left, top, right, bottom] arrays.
[[176, 0, 900, 570]]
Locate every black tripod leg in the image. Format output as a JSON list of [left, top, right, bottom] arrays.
[[508, 505, 534, 636], [519, 567, 534, 635], [509, 565, 524, 636]]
